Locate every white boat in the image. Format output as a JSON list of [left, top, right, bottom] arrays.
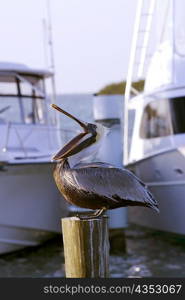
[[124, 0, 185, 235], [0, 62, 69, 254]]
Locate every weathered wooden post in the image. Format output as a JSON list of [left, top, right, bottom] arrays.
[[61, 216, 109, 278]]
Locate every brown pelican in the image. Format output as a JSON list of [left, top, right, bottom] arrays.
[[51, 104, 159, 218]]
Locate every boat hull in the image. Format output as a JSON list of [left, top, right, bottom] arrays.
[[0, 162, 68, 254], [128, 147, 185, 235]]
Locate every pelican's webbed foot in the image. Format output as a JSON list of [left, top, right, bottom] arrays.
[[76, 208, 106, 220]]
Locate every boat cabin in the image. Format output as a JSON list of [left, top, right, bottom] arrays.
[[0, 62, 60, 163], [128, 86, 185, 164]]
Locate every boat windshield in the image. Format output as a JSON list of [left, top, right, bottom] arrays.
[[0, 74, 46, 124], [140, 96, 185, 139]]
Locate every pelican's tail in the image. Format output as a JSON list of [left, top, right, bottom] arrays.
[[146, 188, 160, 213]]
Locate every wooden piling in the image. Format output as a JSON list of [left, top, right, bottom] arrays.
[[61, 216, 109, 278]]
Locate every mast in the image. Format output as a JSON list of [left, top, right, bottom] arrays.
[[46, 0, 57, 102], [42, 0, 58, 125]]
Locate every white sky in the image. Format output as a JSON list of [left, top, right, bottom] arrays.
[[0, 0, 138, 94]]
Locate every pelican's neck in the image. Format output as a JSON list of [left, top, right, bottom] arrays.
[[68, 142, 100, 168], [65, 125, 108, 168], [60, 158, 70, 170]]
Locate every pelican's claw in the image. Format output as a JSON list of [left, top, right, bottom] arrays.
[[75, 208, 107, 220]]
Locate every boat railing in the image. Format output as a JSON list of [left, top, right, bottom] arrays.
[[1, 122, 77, 160]]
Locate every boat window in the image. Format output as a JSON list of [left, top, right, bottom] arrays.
[[22, 98, 34, 124], [140, 98, 172, 138], [20, 81, 33, 97], [22, 98, 46, 124], [0, 98, 22, 123], [0, 97, 46, 124], [140, 97, 185, 139], [169, 97, 185, 134], [34, 99, 45, 124], [20, 80, 44, 98], [20, 79, 46, 124], [0, 79, 17, 95], [0, 74, 47, 125]]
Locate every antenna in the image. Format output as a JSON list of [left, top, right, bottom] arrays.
[[46, 0, 55, 73], [43, 0, 57, 102], [42, 18, 49, 68]]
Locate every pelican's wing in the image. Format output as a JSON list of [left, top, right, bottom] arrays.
[[73, 161, 114, 169], [67, 166, 159, 211]]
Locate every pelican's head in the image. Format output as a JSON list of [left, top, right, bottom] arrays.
[[51, 104, 106, 161]]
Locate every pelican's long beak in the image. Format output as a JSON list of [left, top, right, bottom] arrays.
[[51, 104, 88, 132], [51, 104, 96, 160]]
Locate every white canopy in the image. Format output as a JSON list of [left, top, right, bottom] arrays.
[[0, 62, 53, 78]]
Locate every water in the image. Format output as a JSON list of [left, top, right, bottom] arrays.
[[0, 224, 185, 277]]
